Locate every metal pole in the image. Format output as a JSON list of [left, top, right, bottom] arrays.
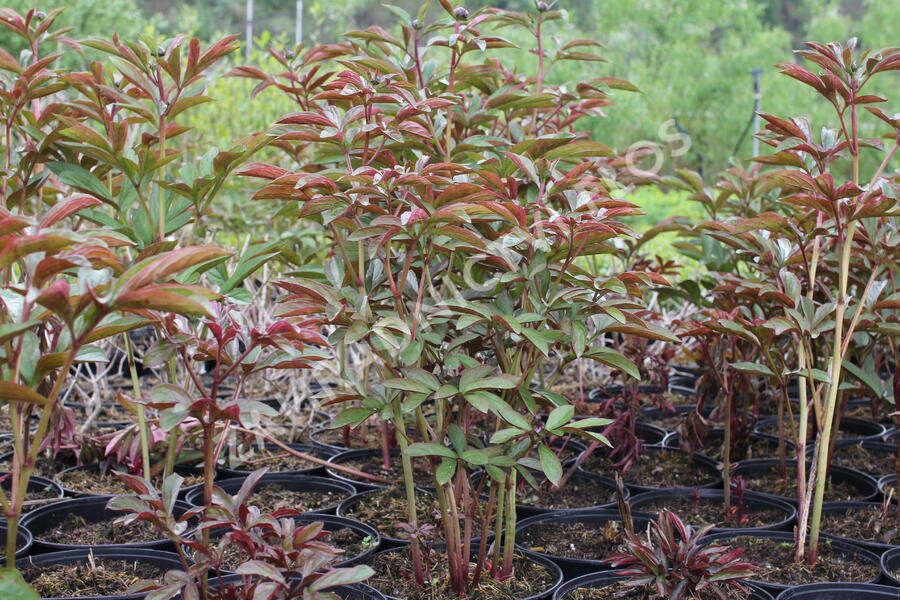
[[245, 0, 254, 62], [295, 0, 304, 47], [752, 67, 762, 157]]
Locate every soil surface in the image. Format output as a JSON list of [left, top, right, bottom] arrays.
[[582, 450, 716, 489], [519, 520, 630, 560], [725, 535, 878, 586], [562, 582, 756, 599], [313, 424, 393, 450], [516, 475, 616, 510], [332, 454, 434, 487], [739, 465, 867, 502], [249, 483, 350, 513], [634, 496, 787, 530], [58, 468, 203, 495], [22, 558, 164, 597], [342, 488, 442, 540], [222, 448, 318, 472], [821, 505, 900, 546], [2, 480, 60, 512], [832, 443, 894, 477], [40, 513, 165, 545], [370, 551, 555, 600]]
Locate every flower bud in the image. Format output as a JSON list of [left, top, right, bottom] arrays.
[[453, 6, 469, 21], [536, 1, 550, 12], [412, 19, 422, 30], [34, 10, 47, 20]]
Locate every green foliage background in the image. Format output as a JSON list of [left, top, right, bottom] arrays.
[[3, 0, 896, 262]]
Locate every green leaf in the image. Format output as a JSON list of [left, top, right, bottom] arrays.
[[436, 458, 457, 485], [330, 407, 376, 428], [585, 349, 640, 380], [545, 405, 574, 431], [0, 382, 49, 406], [0, 568, 39, 600], [47, 162, 112, 202], [730, 362, 775, 377], [460, 449, 490, 465], [406, 443, 457, 459], [489, 427, 526, 444], [383, 378, 432, 395], [538, 445, 563, 486]]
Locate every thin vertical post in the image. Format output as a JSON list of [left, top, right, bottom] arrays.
[[295, 0, 304, 47], [752, 67, 762, 157], [245, 0, 254, 62]]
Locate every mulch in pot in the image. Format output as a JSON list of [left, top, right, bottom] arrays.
[[580, 448, 717, 490], [831, 441, 895, 478], [57, 465, 205, 496], [735, 462, 873, 502], [821, 503, 900, 548], [516, 472, 617, 511], [247, 482, 348, 513], [561, 583, 759, 599], [220, 445, 320, 474], [40, 512, 165, 546], [629, 492, 790, 532], [369, 549, 556, 600], [340, 488, 441, 542], [330, 452, 434, 487], [519, 520, 629, 561], [21, 557, 164, 598], [718, 535, 879, 587]]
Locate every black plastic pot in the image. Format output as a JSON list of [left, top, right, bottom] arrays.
[[756, 415, 886, 443], [731, 459, 879, 503], [371, 546, 563, 600], [665, 428, 792, 461], [0, 520, 33, 558], [217, 442, 332, 478], [879, 546, 900, 586], [703, 530, 881, 596], [820, 501, 900, 554], [877, 474, 897, 500], [21, 495, 195, 552], [55, 463, 203, 499], [310, 423, 398, 455], [186, 473, 354, 514], [16, 548, 185, 600], [578, 447, 722, 495], [204, 573, 386, 599], [336, 489, 422, 548], [553, 570, 773, 600], [628, 488, 796, 534], [830, 439, 898, 479], [0, 472, 64, 510], [515, 469, 625, 518], [326, 448, 415, 491], [516, 510, 655, 579], [776, 583, 900, 600]]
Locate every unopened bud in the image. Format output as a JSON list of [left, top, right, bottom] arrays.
[[453, 6, 469, 21], [34, 10, 47, 20], [412, 18, 422, 30], [537, 1, 550, 12]]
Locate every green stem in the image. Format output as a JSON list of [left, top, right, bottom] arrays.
[[125, 334, 152, 481]]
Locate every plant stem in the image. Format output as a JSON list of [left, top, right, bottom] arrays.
[[124, 334, 152, 480]]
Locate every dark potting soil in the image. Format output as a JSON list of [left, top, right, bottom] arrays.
[[58, 468, 203, 495], [740, 466, 863, 502], [336, 455, 434, 487], [249, 483, 349, 513], [516, 476, 616, 510], [41, 513, 164, 545], [0, 456, 75, 478], [832, 443, 894, 476], [519, 520, 630, 560], [725, 535, 878, 586], [582, 450, 714, 489], [370, 552, 555, 600], [561, 582, 755, 600], [635, 496, 785, 530], [342, 488, 442, 540], [695, 436, 783, 462], [822, 505, 900, 545], [22, 558, 164, 598], [223, 448, 318, 472]]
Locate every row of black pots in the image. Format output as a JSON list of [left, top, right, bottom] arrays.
[[554, 571, 776, 600], [16, 547, 385, 600]]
